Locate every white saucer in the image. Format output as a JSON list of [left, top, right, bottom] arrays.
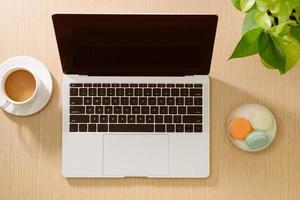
[[227, 103, 277, 152], [0, 56, 52, 116]]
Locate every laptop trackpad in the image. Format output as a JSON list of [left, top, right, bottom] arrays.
[[103, 134, 169, 177]]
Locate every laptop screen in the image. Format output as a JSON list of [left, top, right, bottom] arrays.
[[52, 14, 218, 76]]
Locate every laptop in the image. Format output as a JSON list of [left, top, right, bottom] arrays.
[[52, 14, 218, 178]]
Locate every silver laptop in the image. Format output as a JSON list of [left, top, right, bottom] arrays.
[[52, 14, 218, 178]]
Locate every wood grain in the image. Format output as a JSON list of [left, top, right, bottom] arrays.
[[0, 0, 300, 200]]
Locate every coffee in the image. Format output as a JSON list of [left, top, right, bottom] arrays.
[[4, 69, 36, 102]]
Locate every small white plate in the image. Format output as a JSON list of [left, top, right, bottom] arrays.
[[0, 56, 52, 116], [227, 103, 277, 152]]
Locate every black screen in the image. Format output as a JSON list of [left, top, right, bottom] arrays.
[[52, 14, 218, 76]]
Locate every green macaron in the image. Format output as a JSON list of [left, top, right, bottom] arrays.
[[245, 130, 269, 150]]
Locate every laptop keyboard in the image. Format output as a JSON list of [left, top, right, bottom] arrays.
[[69, 83, 203, 133]]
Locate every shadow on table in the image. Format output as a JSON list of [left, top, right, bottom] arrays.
[[2, 73, 61, 155]]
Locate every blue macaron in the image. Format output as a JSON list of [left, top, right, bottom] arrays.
[[245, 130, 269, 150]]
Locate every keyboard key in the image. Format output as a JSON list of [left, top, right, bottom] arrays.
[[70, 106, 84, 114], [190, 89, 202, 96], [84, 97, 92, 105], [158, 83, 165, 87], [91, 115, 99, 123], [176, 124, 184, 132], [127, 115, 136, 123], [70, 124, 78, 132], [84, 83, 92, 87], [98, 124, 108, 132], [173, 115, 182, 123], [88, 88, 97, 96], [155, 115, 163, 123], [153, 89, 161, 96], [185, 98, 193, 105], [109, 115, 118, 123], [158, 98, 165, 105], [183, 115, 202, 123], [169, 106, 177, 114], [185, 84, 193, 87], [194, 98, 202, 105], [70, 97, 83, 105], [88, 124, 96, 132], [176, 84, 184, 87], [160, 106, 168, 114], [167, 98, 175, 105], [162, 89, 170, 96], [102, 97, 110, 105], [146, 98, 155, 105], [155, 124, 165, 132], [132, 106, 140, 114], [121, 83, 129, 87], [116, 88, 124, 96], [93, 83, 101, 87], [134, 88, 142, 96], [114, 106, 122, 114], [125, 88, 133, 96], [139, 97, 147, 105], [112, 83, 120, 87], [194, 84, 202, 88], [104, 106, 113, 114], [107, 88, 115, 96], [167, 84, 175, 87], [93, 97, 101, 105], [141, 106, 149, 114], [112, 97, 120, 105], [79, 88, 87, 96], [109, 124, 154, 132], [139, 83, 147, 87], [180, 89, 188, 96], [148, 83, 156, 87], [194, 124, 203, 132], [95, 106, 103, 114], [178, 106, 186, 114], [185, 124, 193, 132], [123, 106, 131, 114], [150, 106, 158, 114], [176, 98, 184, 105], [70, 88, 78, 96], [86, 106, 94, 114], [118, 115, 126, 123], [121, 97, 129, 105], [167, 124, 175, 132], [171, 89, 179, 96], [164, 115, 172, 123], [146, 115, 154, 123], [187, 106, 202, 114], [79, 124, 87, 132], [130, 97, 138, 105], [103, 83, 110, 87], [100, 115, 108, 123], [130, 83, 138, 87], [144, 88, 152, 96], [137, 115, 145, 123], [70, 83, 82, 87], [98, 88, 106, 96], [70, 115, 89, 123]]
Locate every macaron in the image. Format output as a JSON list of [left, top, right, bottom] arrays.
[[245, 130, 269, 150], [229, 117, 252, 140], [251, 110, 273, 130]]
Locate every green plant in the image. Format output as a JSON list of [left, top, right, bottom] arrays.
[[230, 0, 300, 74]]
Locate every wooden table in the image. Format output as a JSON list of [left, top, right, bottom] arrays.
[[1, 0, 300, 200]]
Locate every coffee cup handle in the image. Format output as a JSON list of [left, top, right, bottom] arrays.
[[0, 98, 10, 110]]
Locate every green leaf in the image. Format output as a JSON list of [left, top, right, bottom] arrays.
[[230, 28, 263, 59], [255, 11, 273, 30], [231, 0, 242, 11], [240, 0, 256, 12], [260, 58, 276, 69], [242, 8, 260, 35], [291, 25, 300, 42], [259, 34, 286, 73], [276, 35, 300, 72]]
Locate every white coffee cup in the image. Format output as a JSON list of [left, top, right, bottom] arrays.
[[0, 66, 41, 109]]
